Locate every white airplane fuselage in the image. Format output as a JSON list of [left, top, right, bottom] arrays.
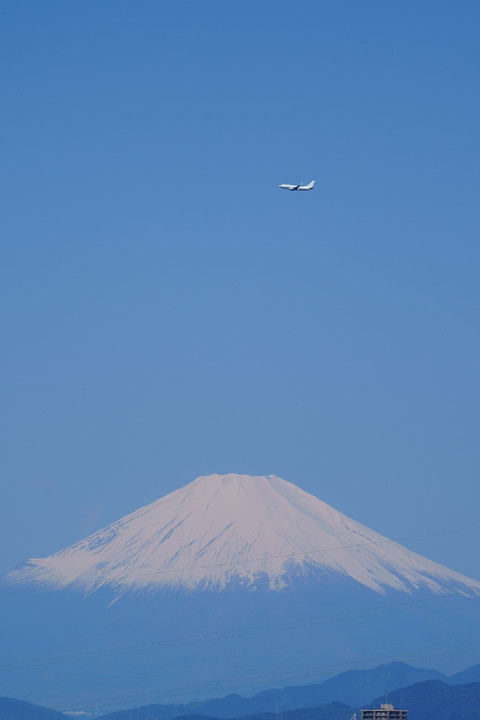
[[279, 180, 315, 191]]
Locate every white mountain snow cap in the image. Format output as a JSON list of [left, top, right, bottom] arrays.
[[6, 473, 480, 597]]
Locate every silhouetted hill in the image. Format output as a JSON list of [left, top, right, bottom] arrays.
[[365, 680, 480, 720], [448, 664, 480, 685], [254, 661, 445, 709], [0, 697, 68, 720]]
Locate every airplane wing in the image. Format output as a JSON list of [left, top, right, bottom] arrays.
[[279, 184, 300, 191]]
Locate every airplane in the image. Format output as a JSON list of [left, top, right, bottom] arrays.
[[279, 180, 315, 191]]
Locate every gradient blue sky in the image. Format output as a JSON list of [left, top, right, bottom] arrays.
[[1, 2, 479, 581]]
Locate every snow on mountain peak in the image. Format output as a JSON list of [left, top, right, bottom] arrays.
[[5, 473, 480, 597]]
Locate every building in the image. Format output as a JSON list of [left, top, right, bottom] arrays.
[[361, 704, 408, 720]]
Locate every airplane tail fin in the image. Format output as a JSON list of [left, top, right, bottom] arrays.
[[299, 180, 315, 190]]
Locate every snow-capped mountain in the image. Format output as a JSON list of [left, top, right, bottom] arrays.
[[6, 473, 480, 597], [3, 474, 480, 711]]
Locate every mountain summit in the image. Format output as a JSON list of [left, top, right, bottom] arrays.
[[6, 473, 480, 596]]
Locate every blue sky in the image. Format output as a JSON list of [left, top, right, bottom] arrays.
[[1, 2, 479, 582]]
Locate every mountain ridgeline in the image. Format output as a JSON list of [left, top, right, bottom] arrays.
[[5, 474, 480, 597]]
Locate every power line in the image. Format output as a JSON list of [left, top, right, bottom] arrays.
[[1, 592, 479, 673]]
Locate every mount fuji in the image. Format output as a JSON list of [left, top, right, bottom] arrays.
[[2, 474, 480, 712], [6, 473, 480, 597]]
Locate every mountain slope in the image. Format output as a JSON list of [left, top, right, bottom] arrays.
[[5, 474, 480, 596], [448, 664, 480, 685], [365, 680, 480, 720], [0, 697, 68, 720]]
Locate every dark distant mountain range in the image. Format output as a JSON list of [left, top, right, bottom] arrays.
[[98, 680, 480, 720], [1, 672, 480, 720], [96, 663, 479, 720]]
